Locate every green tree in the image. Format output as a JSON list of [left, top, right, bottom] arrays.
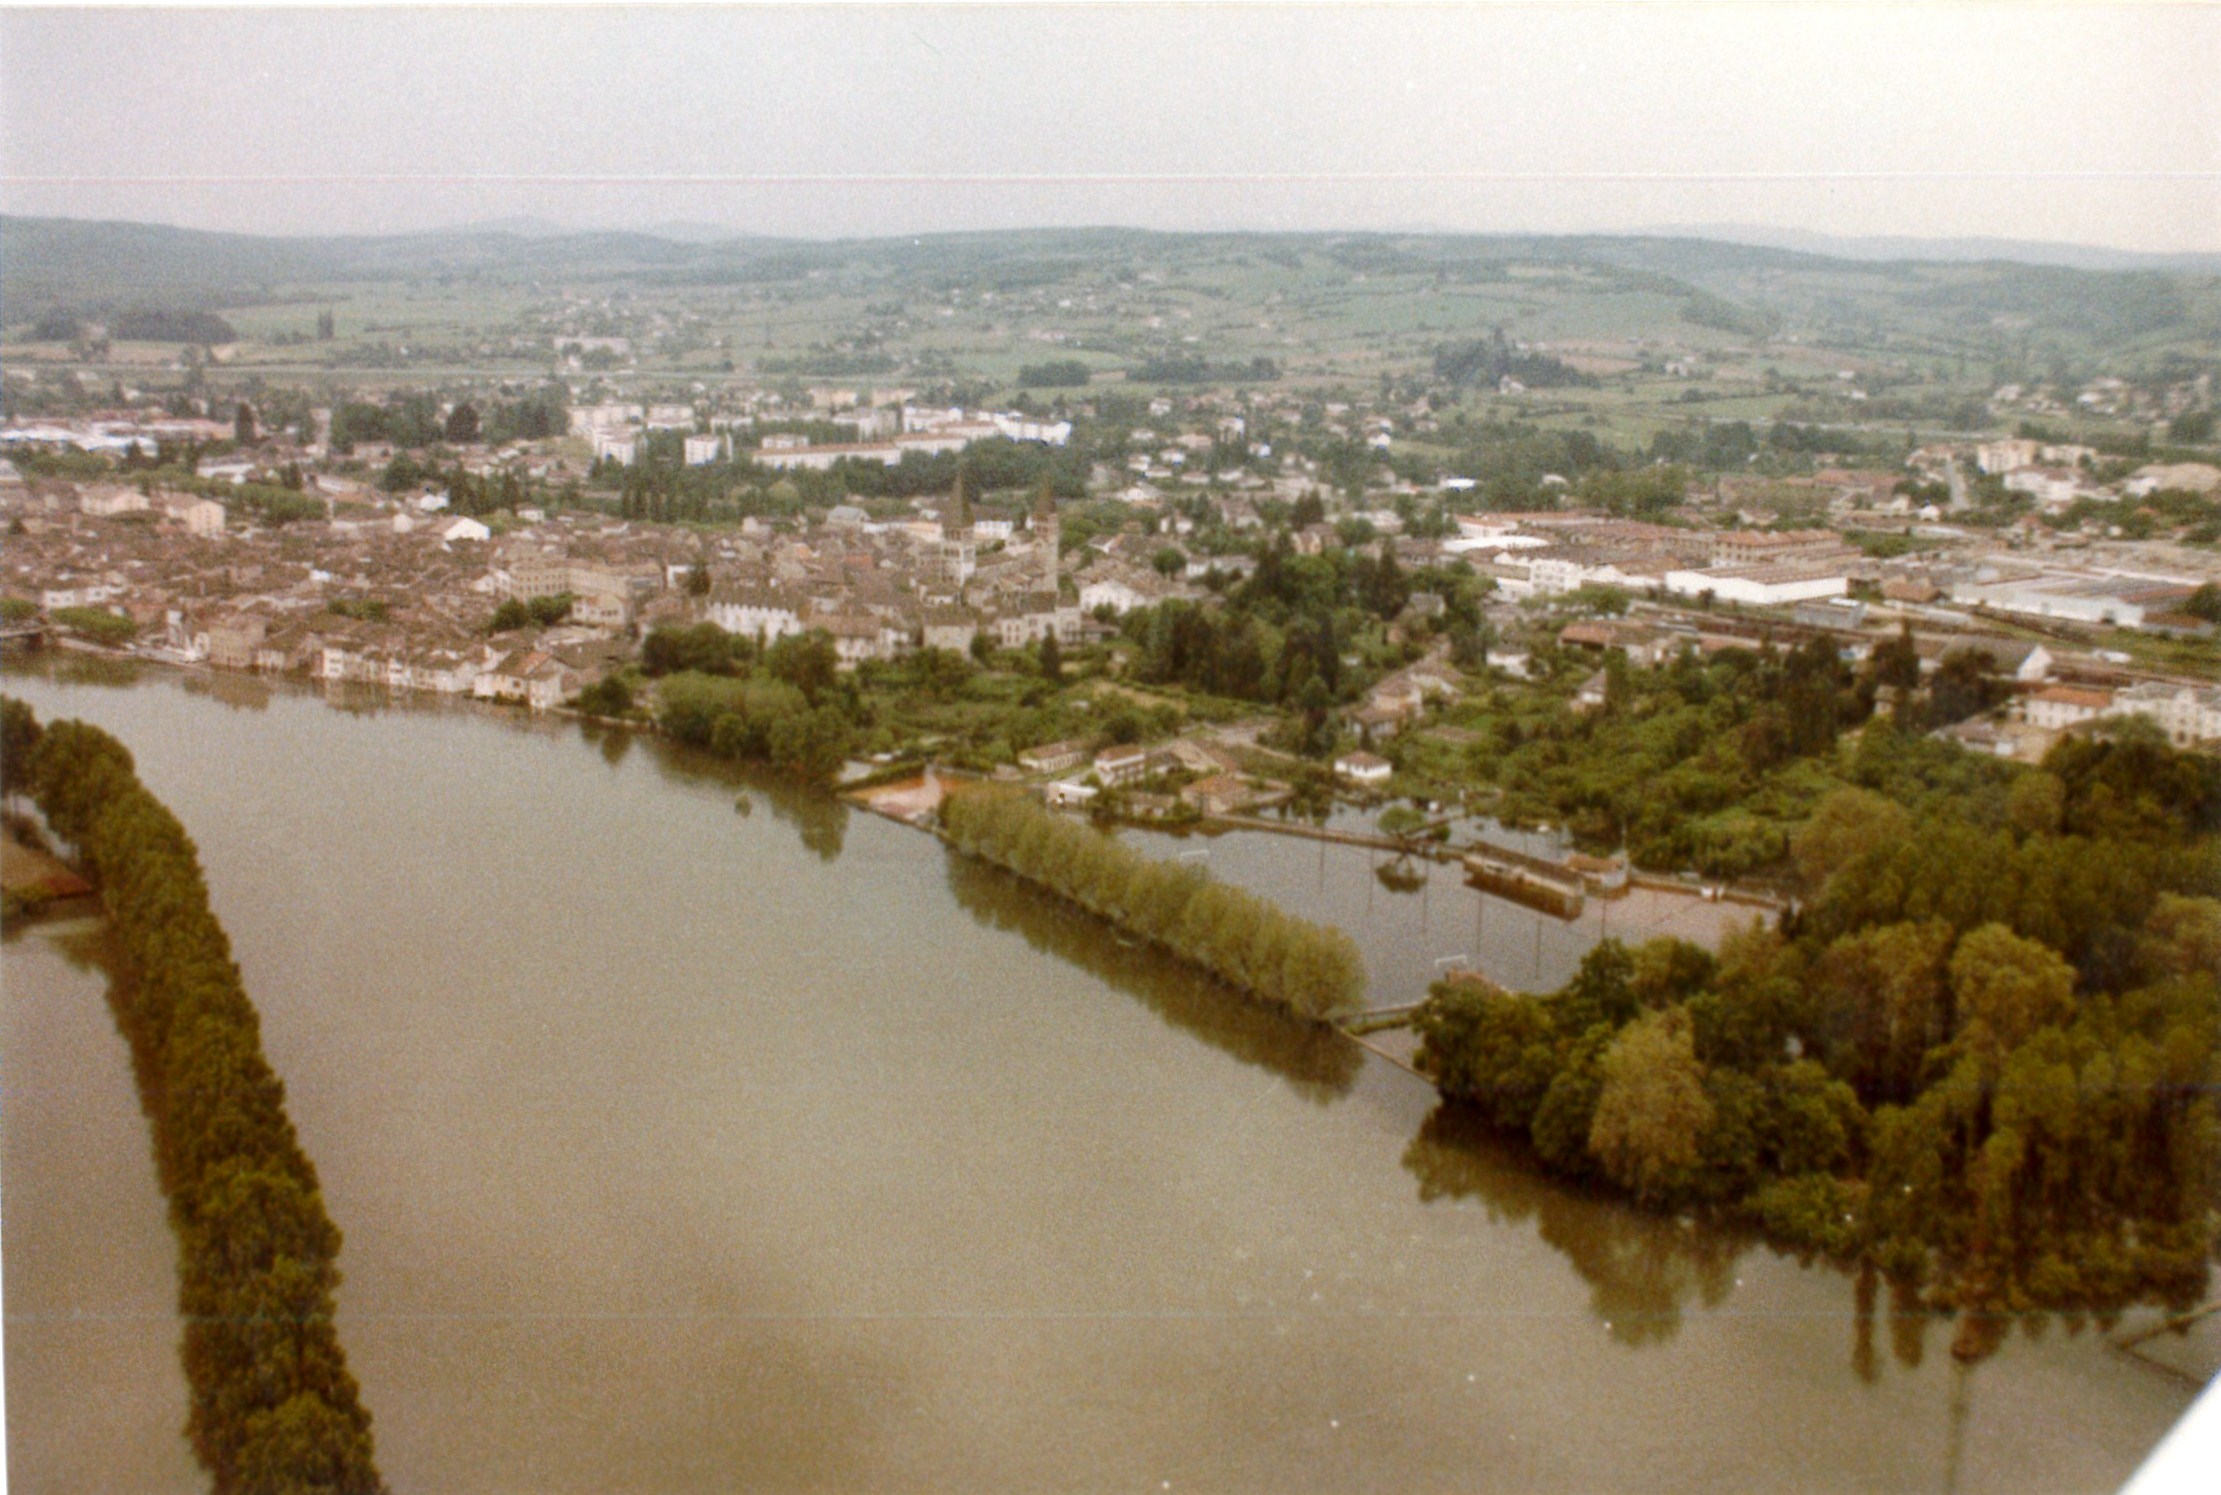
[[576, 677, 635, 718], [1815, 920, 1954, 1103], [766, 632, 839, 707], [1950, 923, 2077, 1058], [1377, 804, 1427, 852], [232, 1393, 380, 1495], [1793, 787, 1912, 890], [1589, 1007, 1714, 1203], [1928, 648, 1997, 728], [2006, 770, 2066, 839], [443, 402, 481, 445], [53, 606, 137, 646], [2166, 411, 2214, 444], [2, 695, 43, 795]]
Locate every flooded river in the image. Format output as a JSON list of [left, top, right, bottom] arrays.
[[1, 659, 2198, 1492]]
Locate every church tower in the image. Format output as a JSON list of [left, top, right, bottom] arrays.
[[939, 470, 977, 587], [1033, 479, 1059, 595]]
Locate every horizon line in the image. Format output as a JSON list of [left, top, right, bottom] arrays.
[[6, 210, 2218, 264]]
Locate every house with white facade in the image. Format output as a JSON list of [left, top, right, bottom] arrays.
[[160, 495, 227, 536], [2024, 685, 2113, 732], [1334, 751, 1393, 786], [706, 585, 804, 641], [2109, 682, 2221, 746], [1093, 744, 1150, 786], [431, 515, 491, 544]]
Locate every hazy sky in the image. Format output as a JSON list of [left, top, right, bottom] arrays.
[[3, 3, 2217, 250]]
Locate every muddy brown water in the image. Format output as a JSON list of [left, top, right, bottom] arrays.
[[1, 661, 2198, 1492]]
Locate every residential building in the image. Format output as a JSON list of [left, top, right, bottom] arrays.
[[706, 585, 804, 642], [1018, 740, 1090, 775], [1093, 744, 1150, 786], [2024, 685, 2113, 732], [1333, 751, 1393, 786]]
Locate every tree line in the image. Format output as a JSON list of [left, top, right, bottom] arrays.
[[1414, 725, 2219, 1333], [603, 435, 1090, 523], [1433, 330, 1597, 390], [1467, 639, 2006, 879], [3, 699, 385, 1492], [940, 787, 1364, 1022], [651, 628, 853, 783]]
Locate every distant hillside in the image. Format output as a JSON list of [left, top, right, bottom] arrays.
[[0, 215, 720, 314], [1646, 223, 2221, 275], [4, 215, 2215, 371]]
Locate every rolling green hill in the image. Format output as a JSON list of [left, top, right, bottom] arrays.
[[5, 216, 2215, 399]]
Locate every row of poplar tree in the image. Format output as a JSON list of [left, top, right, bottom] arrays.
[[941, 787, 1364, 1022], [3, 699, 384, 1494]]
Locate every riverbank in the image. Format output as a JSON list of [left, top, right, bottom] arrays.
[[3, 827, 95, 910], [3, 654, 2204, 1495]]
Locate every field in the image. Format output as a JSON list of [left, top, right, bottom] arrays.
[[5, 218, 2218, 455]]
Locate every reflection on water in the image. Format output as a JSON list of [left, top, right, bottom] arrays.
[[638, 735, 849, 862], [179, 671, 270, 713], [1402, 1103, 1743, 1348], [583, 720, 634, 769], [1374, 858, 1427, 895], [943, 849, 1360, 1101], [2, 657, 2200, 1495], [1118, 825, 1762, 1004], [321, 680, 396, 717], [22, 649, 145, 690]]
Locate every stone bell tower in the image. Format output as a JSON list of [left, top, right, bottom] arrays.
[[939, 470, 977, 587], [1033, 479, 1059, 595]]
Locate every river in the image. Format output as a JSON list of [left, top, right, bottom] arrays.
[[1, 657, 2199, 1492]]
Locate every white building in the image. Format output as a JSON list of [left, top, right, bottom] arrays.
[[2109, 683, 2221, 747], [1976, 439, 2041, 475], [78, 486, 150, 518], [1948, 571, 2190, 631], [2024, 685, 2113, 732], [2003, 467, 2096, 510], [1334, 751, 1393, 786], [431, 515, 492, 544], [706, 587, 804, 641], [1662, 564, 1849, 607], [989, 413, 1073, 446], [684, 434, 725, 466], [1078, 576, 1151, 614], [160, 495, 227, 537]]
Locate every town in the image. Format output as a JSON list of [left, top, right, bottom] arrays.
[[5, 354, 2218, 834]]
